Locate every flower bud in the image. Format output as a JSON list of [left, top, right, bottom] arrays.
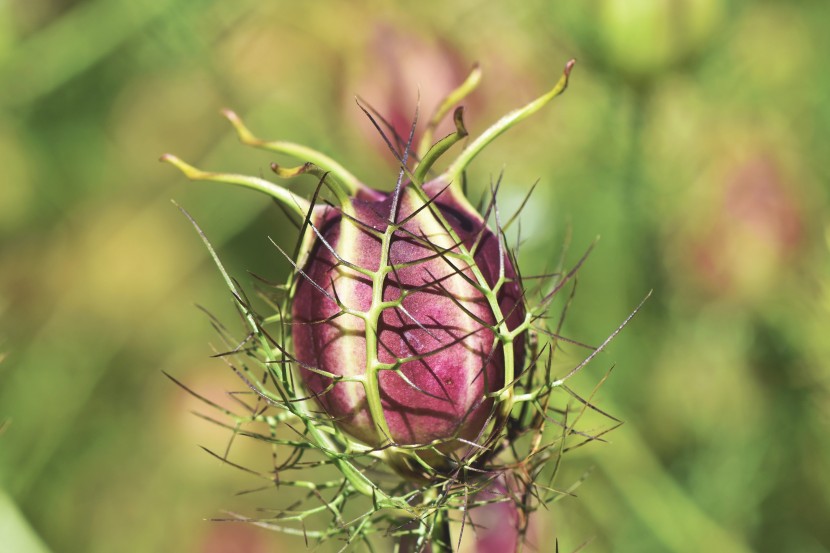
[[293, 178, 524, 449], [162, 59, 575, 476], [163, 59, 643, 552]]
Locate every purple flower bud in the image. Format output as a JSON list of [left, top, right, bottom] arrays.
[[162, 59, 575, 478], [293, 178, 525, 449], [163, 59, 611, 552]]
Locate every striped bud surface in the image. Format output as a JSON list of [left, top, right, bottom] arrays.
[[293, 179, 524, 448]]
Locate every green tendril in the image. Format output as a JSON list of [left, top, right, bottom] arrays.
[[443, 59, 575, 186]]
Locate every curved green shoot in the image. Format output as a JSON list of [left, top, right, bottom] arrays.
[[443, 59, 575, 186], [221, 109, 366, 197], [413, 107, 468, 184], [270, 161, 352, 207], [160, 154, 311, 217], [417, 63, 482, 158]]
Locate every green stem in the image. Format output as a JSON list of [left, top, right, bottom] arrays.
[[161, 154, 311, 217], [430, 508, 453, 553], [222, 109, 366, 196], [363, 259, 397, 446], [396, 519, 431, 553]]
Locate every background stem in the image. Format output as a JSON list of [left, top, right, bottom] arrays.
[[431, 510, 453, 553]]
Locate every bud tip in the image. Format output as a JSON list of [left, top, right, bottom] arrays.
[[220, 108, 239, 122], [564, 59, 576, 77]]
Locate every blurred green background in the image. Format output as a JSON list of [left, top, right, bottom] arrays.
[[1, 0, 829, 551]]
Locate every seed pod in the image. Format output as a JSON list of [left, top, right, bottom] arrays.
[[293, 177, 525, 449], [162, 59, 574, 475], [163, 59, 650, 551]]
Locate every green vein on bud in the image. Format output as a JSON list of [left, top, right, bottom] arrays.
[[443, 59, 575, 186], [400, 181, 520, 434]]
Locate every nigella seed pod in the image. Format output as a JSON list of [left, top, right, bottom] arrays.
[[292, 176, 525, 450], [165, 58, 646, 550], [163, 60, 578, 486]]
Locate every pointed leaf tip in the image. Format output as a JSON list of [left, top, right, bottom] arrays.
[[564, 58, 576, 77], [271, 161, 314, 178], [452, 106, 468, 138], [412, 106, 470, 183], [220, 108, 244, 128], [221, 108, 259, 144], [160, 153, 203, 179]]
